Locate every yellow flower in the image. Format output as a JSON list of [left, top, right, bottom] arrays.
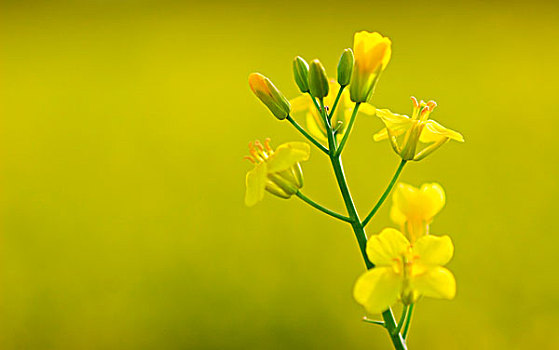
[[244, 139, 310, 206], [354, 228, 456, 314], [374, 97, 464, 161], [290, 80, 375, 143], [390, 182, 445, 243], [349, 31, 392, 103]]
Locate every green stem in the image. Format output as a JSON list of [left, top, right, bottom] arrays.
[[393, 305, 409, 336], [362, 160, 407, 228], [329, 86, 345, 120], [362, 317, 385, 327], [320, 102, 407, 350], [295, 191, 352, 223], [286, 115, 329, 155], [402, 304, 415, 340], [335, 102, 360, 157]]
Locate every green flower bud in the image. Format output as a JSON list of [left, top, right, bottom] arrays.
[[337, 48, 354, 86], [248, 73, 291, 120], [293, 56, 310, 93], [308, 59, 329, 99]]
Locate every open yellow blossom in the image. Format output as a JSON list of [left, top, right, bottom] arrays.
[[290, 80, 375, 143], [244, 139, 310, 207], [354, 228, 456, 314], [350, 31, 392, 103], [374, 97, 464, 161], [390, 182, 445, 242]]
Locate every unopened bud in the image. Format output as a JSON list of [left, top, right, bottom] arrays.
[[337, 49, 354, 86], [308, 59, 329, 99], [248, 73, 291, 120], [293, 56, 310, 93]]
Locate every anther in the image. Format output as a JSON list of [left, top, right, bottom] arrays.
[[264, 138, 272, 152], [410, 96, 419, 108], [427, 100, 437, 111], [244, 156, 256, 163]]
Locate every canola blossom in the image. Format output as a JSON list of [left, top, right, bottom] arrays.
[[244, 139, 310, 206], [374, 97, 464, 161], [354, 228, 456, 314], [390, 182, 445, 242]]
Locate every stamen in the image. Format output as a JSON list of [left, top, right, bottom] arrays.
[[254, 140, 264, 151], [410, 96, 419, 108], [264, 138, 272, 152], [427, 100, 437, 111], [243, 156, 256, 163]]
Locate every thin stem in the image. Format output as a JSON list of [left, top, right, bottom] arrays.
[[295, 191, 352, 223], [325, 144, 407, 349], [362, 160, 407, 228], [335, 102, 361, 157], [393, 305, 409, 335], [308, 93, 323, 117], [402, 304, 415, 340], [329, 86, 345, 119], [319, 98, 337, 152], [286, 115, 329, 155], [362, 317, 385, 327]]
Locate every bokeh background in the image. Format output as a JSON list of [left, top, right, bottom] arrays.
[[2, 0, 559, 349]]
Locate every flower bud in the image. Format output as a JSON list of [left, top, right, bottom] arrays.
[[248, 73, 291, 120], [349, 31, 391, 103], [308, 59, 329, 99], [293, 56, 310, 93], [337, 48, 354, 86]]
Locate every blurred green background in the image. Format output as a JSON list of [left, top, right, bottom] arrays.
[[1, 0, 558, 349]]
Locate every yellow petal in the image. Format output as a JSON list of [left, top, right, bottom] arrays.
[[367, 228, 410, 265], [306, 111, 328, 143], [419, 183, 446, 220], [374, 109, 413, 141], [245, 163, 267, 207], [392, 182, 418, 217], [267, 142, 310, 173], [412, 266, 456, 299], [353, 267, 402, 314], [389, 202, 406, 227], [413, 235, 454, 266], [420, 120, 464, 143], [359, 103, 376, 116], [289, 94, 311, 114]]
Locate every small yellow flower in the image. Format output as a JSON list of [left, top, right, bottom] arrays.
[[390, 182, 445, 242], [244, 139, 310, 206], [350, 31, 392, 103], [290, 80, 375, 143], [374, 97, 464, 161], [354, 228, 456, 314]]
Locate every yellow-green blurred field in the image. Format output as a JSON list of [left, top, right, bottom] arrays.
[[1, 1, 558, 349]]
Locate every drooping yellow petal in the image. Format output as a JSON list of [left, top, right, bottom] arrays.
[[245, 163, 268, 207], [267, 142, 310, 173], [420, 119, 465, 143], [353, 267, 402, 314], [413, 235, 454, 266], [366, 228, 410, 266], [412, 266, 456, 299], [392, 182, 445, 226], [374, 109, 413, 141]]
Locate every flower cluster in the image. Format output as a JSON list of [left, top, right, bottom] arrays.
[[353, 183, 456, 314], [244, 30, 463, 348]]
